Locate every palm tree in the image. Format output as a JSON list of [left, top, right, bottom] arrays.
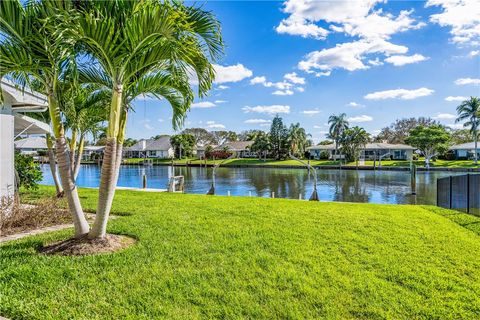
[[0, 0, 90, 236], [456, 97, 480, 165], [70, 0, 223, 238], [328, 113, 349, 162], [288, 123, 310, 157]]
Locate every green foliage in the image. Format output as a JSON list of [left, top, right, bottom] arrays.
[[3, 186, 480, 319], [376, 117, 439, 144], [340, 126, 370, 162], [170, 134, 196, 158], [287, 122, 310, 157], [269, 115, 289, 159], [251, 131, 271, 159], [123, 138, 138, 147], [405, 125, 451, 166], [14, 153, 42, 190]]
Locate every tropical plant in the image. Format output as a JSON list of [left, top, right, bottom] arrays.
[[250, 131, 270, 161], [328, 113, 349, 161], [269, 115, 288, 160], [287, 123, 310, 157], [181, 128, 216, 146], [170, 134, 196, 158], [339, 126, 370, 165], [211, 130, 238, 145], [14, 152, 43, 190], [405, 125, 451, 168], [456, 97, 480, 164], [67, 0, 222, 239], [0, 0, 90, 236]]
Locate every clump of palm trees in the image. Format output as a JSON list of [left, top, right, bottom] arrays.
[[0, 0, 223, 239]]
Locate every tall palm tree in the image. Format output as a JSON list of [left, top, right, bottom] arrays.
[[328, 113, 349, 162], [456, 97, 480, 165], [70, 0, 223, 238], [0, 0, 90, 236]]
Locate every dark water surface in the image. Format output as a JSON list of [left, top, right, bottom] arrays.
[[40, 164, 466, 205]]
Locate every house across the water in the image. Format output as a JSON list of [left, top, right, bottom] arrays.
[[215, 141, 255, 158], [14, 136, 47, 155], [82, 146, 105, 161], [449, 142, 480, 160], [123, 136, 174, 159], [307, 143, 415, 161]]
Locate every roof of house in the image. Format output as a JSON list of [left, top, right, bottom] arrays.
[[14, 136, 47, 149], [125, 136, 172, 152], [216, 141, 254, 151], [308, 143, 414, 151], [450, 142, 478, 150], [1, 79, 48, 110], [84, 146, 105, 151]]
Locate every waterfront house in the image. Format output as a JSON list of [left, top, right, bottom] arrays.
[[123, 136, 174, 159], [215, 141, 255, 158], [449, 142, 480, 160], [14, 136, 47, 155], [82, 146, 105, 161], [307, 143, 414, 161], [1, 79, 50, 199]]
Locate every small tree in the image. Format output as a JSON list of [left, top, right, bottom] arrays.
[[251, 132, 270, 161], [170, 134, 196, 158], [269, 115, 288, 159], [14, 153, 43, 191], [405, 125, 451, 168]]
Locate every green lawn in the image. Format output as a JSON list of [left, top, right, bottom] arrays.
[[1, 186, 480, 319], [120, 157, 480, 169]]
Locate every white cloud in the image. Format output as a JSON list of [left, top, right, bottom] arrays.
[[191, 101, 216, 109], [455, 78, 480, 85], [447, 123, 465, 130], [272, 89, 294, 96], [364, 87, 434, 100], [157, 118, 164, 122], [284, 72, 305, 84], [244, 119, 271, 124], [214, 100, 227, 104], [433, 113, 456, 120], [426, 0, 480, 45], [295, 87, 305, 92], [144, 123, 154, 130], [276, 18, 329, 39], [347, 102, 365, 108], [445, 96, 468, 102], [385, 54, 429, 66], [206, 121, 226, 129], [301, 109, 321, 115], [298, 39, 409, 74], [347, 115, 373, 123], [213, 64, 253, 84], [470, 50, 480, 57], [216, 85, 229, 90], [242, 105, 291, 114]]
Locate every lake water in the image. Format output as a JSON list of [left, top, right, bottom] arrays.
[[39, 164, 466, 205]]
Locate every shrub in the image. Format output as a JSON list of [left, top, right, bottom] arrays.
[[205, 150, 232, 160], [14, 153, 42, 190]]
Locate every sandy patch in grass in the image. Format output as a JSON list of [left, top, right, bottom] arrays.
[[38, 234, 136, 256]]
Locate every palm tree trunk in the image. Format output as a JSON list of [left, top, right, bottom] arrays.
[[74, 134, 85, 180], [70, 129, 77, 172], [48, 93, 89, 237], [474, 128, 478, 165], [46, 133, 63, 197], [89, 86, 123, 239]]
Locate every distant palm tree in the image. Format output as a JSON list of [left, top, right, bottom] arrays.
[[288, 123, 310, 157], [456, 97, 480, 165], [328, 113, 349, 161]]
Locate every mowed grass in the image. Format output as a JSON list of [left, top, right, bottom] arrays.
[[121, 157, 480, 169], [2, 186, 480, 319]]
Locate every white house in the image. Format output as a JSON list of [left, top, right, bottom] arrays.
[[449, 142, 480, 160], [82, 146, 105, 161], [307, 143, 415, 161], [14, 136, 47, 155], [1, 79, 50, 200], [215, 141, 255, 158], [123, 136, 174, 159]]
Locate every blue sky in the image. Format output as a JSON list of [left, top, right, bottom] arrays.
[[127, 0, 480, 142]]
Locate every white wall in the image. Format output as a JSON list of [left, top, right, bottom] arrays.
[[0, 109, 15, 200]]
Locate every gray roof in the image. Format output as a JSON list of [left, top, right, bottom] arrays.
[[308, 143, 414, 151], [216, 141, 254, 151], [125, 136, 172, 152], [450, 142, 478, 150], [84, 146, 105, 151], [14, 136, 47, 149]]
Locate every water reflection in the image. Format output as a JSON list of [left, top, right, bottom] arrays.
[[40, 164, 466, 205]]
